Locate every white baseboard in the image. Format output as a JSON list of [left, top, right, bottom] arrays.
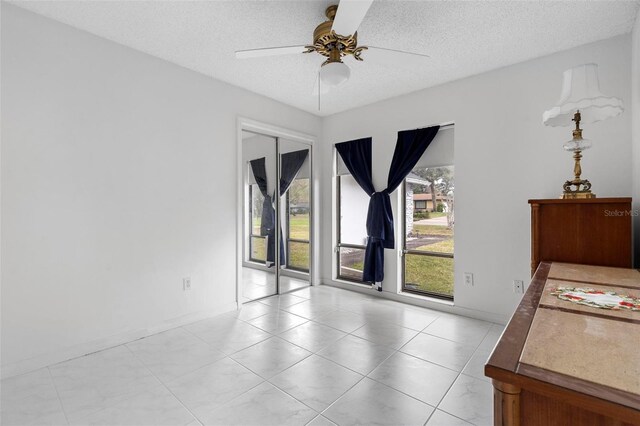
[[322, 279, 509, 325], [0, 302, 238, 380]]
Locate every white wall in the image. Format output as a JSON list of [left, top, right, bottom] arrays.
[[0, 4, 321, 376], [1, 2, 634, 376], [321, 35, 632, 323], [632, 9, 640, 268]]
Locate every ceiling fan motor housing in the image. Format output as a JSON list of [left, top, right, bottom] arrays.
[[305, 4, 367, 64]]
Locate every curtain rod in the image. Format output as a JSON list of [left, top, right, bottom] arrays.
[[411, 122, 454, 131]]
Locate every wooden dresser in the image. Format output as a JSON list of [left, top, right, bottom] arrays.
[[485, 262, 640, 426], [529, 198, 632, 276]]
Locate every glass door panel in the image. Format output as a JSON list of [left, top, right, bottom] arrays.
[[242, 131, 278, 302], [278, 138, 312, 294]]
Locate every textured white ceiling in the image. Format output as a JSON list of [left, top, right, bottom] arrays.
[[10, 0, 640, 116]]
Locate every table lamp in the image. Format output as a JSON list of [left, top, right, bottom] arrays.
[[542, 63, 623, 199]]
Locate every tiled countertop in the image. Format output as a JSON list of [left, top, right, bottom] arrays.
[[486, 262, 640, 411]]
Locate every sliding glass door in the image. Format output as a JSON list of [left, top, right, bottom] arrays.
[[241, 132, 312, 302]]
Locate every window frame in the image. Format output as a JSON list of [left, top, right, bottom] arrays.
[[335, 174, 369, 285], [285, 181, 310, 273], [401, 176, 455, 301], [248, 184, 267, 264]]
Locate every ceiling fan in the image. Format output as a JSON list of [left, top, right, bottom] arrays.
[[235, 0, 430, 95]]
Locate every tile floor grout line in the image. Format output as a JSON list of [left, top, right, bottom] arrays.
[[228, 334, 314, 380], [310, 335, 395, 377], [221, 331, 278, 356], [393, 322, 489, 422], [437, 403, 479, 426], [365, 328, 468, 410], [258, 295, 309, 309], [304, 414, 331, 426], [193, 359, 317, 424], [435, 368, 466, 421], [256, 291, 488, 425], [124, 333, 231, 389], [423, 408, 436, 426], [395, 345, 483, 373], [182, 319, 275, 357], [49, 345, 167, 425], [179, 323, 214, 345], [45, 366, 72, 426], [419, 324, 493, 347], [123, 343, 204, 426], [363, 372, 439, 409], [424, 406, 482, 426], [265, 315, 405, 423], [186, 372, 268, 425], [432, 343, 493, 426], [276, 330, 346, 352], [315, 374, 369, 421], [201, 375, 270, 409], [265, 378, 323, 416], [458, 328, 499, 381], [396, 347, 466, 375], [5, 285, 496, 426]]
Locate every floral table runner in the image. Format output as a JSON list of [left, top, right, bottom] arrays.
[[549, 287, 640, 311]]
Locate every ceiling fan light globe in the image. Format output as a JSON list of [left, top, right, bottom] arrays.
[[320, 61, 350, 86]]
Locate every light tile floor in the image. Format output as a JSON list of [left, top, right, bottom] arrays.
[[1, 285, 503, 426], [242, 268, 310, 302]]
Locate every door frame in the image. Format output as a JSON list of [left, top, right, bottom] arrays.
[[236, 117, 317, 307]]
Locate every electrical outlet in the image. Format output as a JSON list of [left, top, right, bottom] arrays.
[[513, 280, 524, 294], [183, 277, 191, 291], [464, 272, 474, 287]]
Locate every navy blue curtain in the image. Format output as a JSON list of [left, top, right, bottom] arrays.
[[249, 158, 274, 238], [266, 149, 309, 265], [335, 138, 375, 195], [280, 150, 309, 195], [336, 126, 439, 289]]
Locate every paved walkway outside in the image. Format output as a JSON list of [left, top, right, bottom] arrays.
[[415, 216, 448, 226]]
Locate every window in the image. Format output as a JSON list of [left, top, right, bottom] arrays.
[[335, 127, 453, 293], [336, 174, 369, 283], [248, 184, 266, 263], [403, 165, 454, 299], [285, 178, 310, 272], [403, 125, 454, 299]]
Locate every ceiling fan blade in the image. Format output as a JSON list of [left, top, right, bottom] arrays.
[[359, 46, 430, 65], [235, 45, 307, 59], [331, 0, 374, 37]]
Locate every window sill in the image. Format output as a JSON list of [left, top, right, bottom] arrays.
[[399, 290, 455, 306], [334, 278, 371, 288]]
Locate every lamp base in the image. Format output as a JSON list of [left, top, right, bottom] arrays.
[[561, 191, 596, 199], [561, 178, 596, 199]]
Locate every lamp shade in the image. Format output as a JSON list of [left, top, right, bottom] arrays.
[[320, 61, 350, 87], [542, 63, 623, 127]]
